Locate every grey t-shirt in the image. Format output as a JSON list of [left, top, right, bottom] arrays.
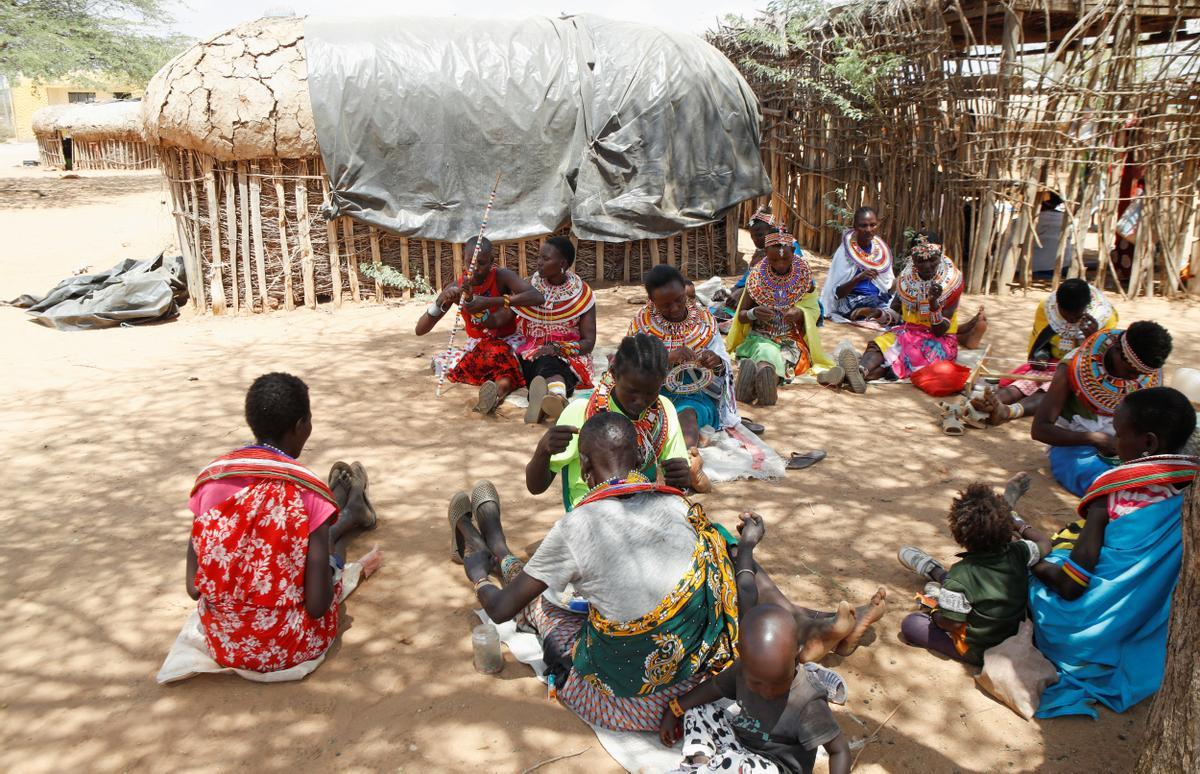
[[522, 492, 696, 622], [715, 663, 841, 774]]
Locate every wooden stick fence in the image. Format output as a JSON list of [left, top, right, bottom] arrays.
[[159, 146, 742, 314]]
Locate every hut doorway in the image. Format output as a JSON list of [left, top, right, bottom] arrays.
[[60, 135, 73, 171]]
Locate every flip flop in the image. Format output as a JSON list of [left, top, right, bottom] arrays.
[[474, 381, 501, 414], [735, 359, 758, 404], [448, 491, 473, 564], [525, 376, 548, 424], [838, 348, 868, 394], [349, 461, 378, 530], [542, 393, 568, 422], [740, 417, 765, 435], [787, 449, 827, 470], [755, 363, 778, 406], [817, 365, 845, 388]]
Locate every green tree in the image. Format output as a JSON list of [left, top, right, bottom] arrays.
[[0, 0, 188, 82]]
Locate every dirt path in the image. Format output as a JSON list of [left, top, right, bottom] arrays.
[[2, 151, 1198, 773]]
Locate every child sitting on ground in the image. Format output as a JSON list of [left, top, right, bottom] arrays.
[[896, 473, 1039, 665], [658, 605, 851, 774]]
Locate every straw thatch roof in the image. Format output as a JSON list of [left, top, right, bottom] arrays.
[[31, 100, 145, 141], [142, 17, 315, 161]]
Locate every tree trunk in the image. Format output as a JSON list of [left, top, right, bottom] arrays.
[[1134, 482, 1200, 773]]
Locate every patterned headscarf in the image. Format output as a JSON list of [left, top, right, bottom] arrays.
[[764, 230, 794, 248], [747, 206, 776, 229]]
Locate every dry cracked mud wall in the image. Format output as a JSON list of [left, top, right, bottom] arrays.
[[142, 17, 317, 161]]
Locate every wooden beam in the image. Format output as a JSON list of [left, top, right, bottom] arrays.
[[202, 156, 227, 315], [369, 226, 385, 301], [322, 178, 343, 308], [249, 161, 267, 310], [342, 219, 361, 302], [273, 161, 295, 311], [238, 164, 253, 310], [295, 159, 316, 309]]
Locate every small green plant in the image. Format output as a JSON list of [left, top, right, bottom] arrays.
[[823, 186, 854, 232], [357, 263, 435, 298]]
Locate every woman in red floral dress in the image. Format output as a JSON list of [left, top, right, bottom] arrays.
[[186, 373, 382, 672]]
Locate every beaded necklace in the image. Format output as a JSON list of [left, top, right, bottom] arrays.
[[577, 471, 655, 507], [585, 371, 668, 467], [745, 253, 814, 309], [843, 229, 891, 273], [1068, 330, 1162, 416], [628, 301, 716, 352]]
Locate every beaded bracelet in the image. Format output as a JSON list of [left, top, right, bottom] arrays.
[[669, 698, 685, 718]]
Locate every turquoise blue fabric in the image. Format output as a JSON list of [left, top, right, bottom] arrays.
[[1050, 445, 1117, 497], [665, 390, 719, 431], [1029, 491, 1186, 718]]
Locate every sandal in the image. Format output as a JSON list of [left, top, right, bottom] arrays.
[[740, 417, 765, 436], [940, 405, 965, 435], [804, 663, 848, 705], [350, 461, 378, 530], [471, 479, 501, 513], [448, 491, 473, 564], [474, 381, 501, 414], [525, 376, 548, 424], [787, 449, 827, 470], [838, 347, 868, 394], [755, 363, 778, 407], [735, 359, 758, 404], [960, 400, 989, 430], [542, 393, 568, 422], [816, 365, 845, 388]]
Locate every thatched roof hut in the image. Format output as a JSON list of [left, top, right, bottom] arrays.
[[32, 100, 154, 171], [144, 16, 767, 314], [714, 0, 1200, 298]]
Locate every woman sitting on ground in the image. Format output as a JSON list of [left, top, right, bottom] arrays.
[[722, 207, 783, 316], [526, 333, 691, 511], [1031, 320, 1170, 496], [1027, 388, 1198, 718], [838, 232, 985, 393], [972, 278, 1117, 425], [512, 236, 596, 424], [186, 373, 382, 673], [456, 413, 887, 731], [416, 236, 545, 414], [629, 264, 739, 491], [728, 227, 833, 406], [818, 206, 894, 321]]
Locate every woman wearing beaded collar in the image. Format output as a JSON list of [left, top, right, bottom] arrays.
[[1032, 321, 1172, 496], [727, 228, 833, 405], [818, 206, 895, 322], [513, 236, 597, 424], [630, 264, 740, 493]]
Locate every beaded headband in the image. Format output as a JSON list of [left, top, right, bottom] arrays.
[[747, 207, 776, 229], [1121, 331, 1155, 374], [909, 238, 943, 262], [765, 230, 793, 247]]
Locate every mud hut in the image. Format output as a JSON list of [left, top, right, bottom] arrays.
[[32, 101, 155, 171], [143, 16, 769, 314], [714, 0, 1200, 298]]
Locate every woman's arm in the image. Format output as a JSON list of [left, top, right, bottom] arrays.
[[526, 425, 577, 495], [577, 306, 597, 355], [499, 268, 545, 308], [185, 539, 199, 600], [1030, 364, 1116, 453], [1031, 500, 1108, 600], [472, 571, 547, 624], [657, 676, 726, 746], [304, 523, 335, 619]]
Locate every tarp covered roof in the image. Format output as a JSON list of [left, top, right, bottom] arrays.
[[305, 14, 770, 242]]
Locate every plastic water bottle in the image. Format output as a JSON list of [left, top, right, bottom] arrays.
[[472, 623, 503, 674]]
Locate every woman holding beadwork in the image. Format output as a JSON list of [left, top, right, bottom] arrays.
[[819, 206, 895, 322], [629, 264, 739, 493], [839, 232, 977, 394], [513, 236, 597, 424], [727, 228, 833, 406], [1032, 320, 1172, 496]]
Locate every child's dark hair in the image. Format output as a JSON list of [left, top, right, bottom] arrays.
[[947, 483, 1012, 553], [1122, 387, 1196, 453], [643, 263, 686, 295], [579, 411, 641, 468], [1055, 278, 1091, 315], [245, 372, 310, 442], [546, 235, 576, 266], [1124, 321, 1172, 370], [611, 333, 669, 382], [853, 206, 877, 224]]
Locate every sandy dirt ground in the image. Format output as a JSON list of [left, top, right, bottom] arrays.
[[3, 139, 1199, 773]]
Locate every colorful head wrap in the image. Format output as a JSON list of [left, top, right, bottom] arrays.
[[765, 230, 794, 248], [909, 236, 944, 262], [747, 206, 776, 229]]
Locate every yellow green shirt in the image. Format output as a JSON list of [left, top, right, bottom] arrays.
[[549, 395, 688, 511]]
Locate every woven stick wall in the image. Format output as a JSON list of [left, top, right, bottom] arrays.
[[160, 146, 738, 314], [714, 0, 1200, 298], [70, 138, 157, 171], [34, 134, 65, 168]]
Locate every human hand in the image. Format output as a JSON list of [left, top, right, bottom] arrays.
[[464, 549, 493, 584], [538, 425, 579, 456], [1091, 432, 1118, 458], [754, 306, 779, 323], [533, 344, 559, 359], [662, 458, 692, 489], [929, 283, 943, 308], [1080, 314, 1099, 337], [697, 350, 722, 371], [737, 511, 766, 547], [859, 269, 878, 281], [782, 307, 805, 327], [437, 285, 462, 308], [462, 295, 499, 315], [669, 346, 698, 367], [658, 707, 683, 747]]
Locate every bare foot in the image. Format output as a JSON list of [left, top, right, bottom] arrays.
[[834, 586, 888, 657], [814, 601, 855, 656], [358, 545, 384, 579], [961, 306, 988, 349], [1004, 471, 1032, 508]]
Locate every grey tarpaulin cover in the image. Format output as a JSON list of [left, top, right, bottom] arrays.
[[15, 254, 187, 331], [304, 14, 770, 243]]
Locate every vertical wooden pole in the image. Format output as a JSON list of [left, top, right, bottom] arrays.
[[238, 163, 253, 310], [453, 243, 464, 279], [650, 239, 661, 268], [596, 240, 605, 283], [725, 211, 738, 275], [666, 234, 675, 268], [422, 240, 432, 287], [186, 153, 204, 305], [273, 161, 295, 311], [519, 240, 528, 277], [202, 156, 227, 315], [342, 219, 361, 301], [369, 226, 385, 301], [222, 166, 239, 314], [249, 161, 268, 309], [295, 160, 317, 309], [623, 242, 632, 283], [400, 237, 411, 296], [169, 152, 204, 313], [681, 229, 691, 278], [323, 178, 343, 308], [435, 242, 444, 291]]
